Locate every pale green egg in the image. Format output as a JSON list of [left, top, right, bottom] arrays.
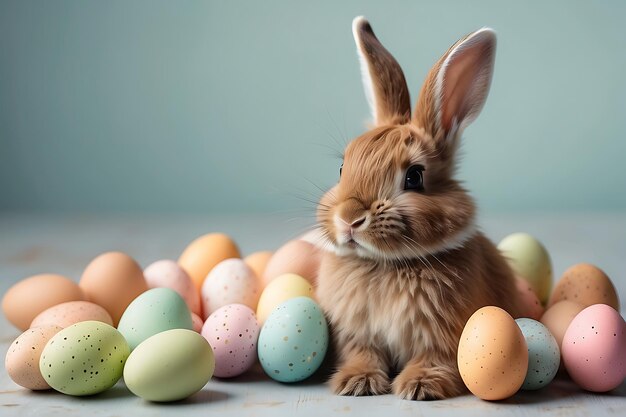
[[516, 318, 560, 390], [123, 329, 215, 402], [39, 321, 129, 396], [117, 288, 193, 350], [257, 296, 328, 382]]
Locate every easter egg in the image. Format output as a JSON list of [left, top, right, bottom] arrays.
[[191, 312, 203, 333], [548, 264, 619, 310], [540, 300, 585, 349], [144, 259, 201, 315], [515, 277, 544, 320], [457, 306, 528, 400], [40, 321, 130, 396], [257, 297, 328, 383], [498, 233, 552, 304], [124, 329, 215, 402], [178, 233, 240, 291], [244, 251, 273, 282], [117, 288, 193, 350], [30, 301, 113, 329], [262, 240, 321, 287], [201, 304, 260, 378], [515, 318, 560, 390], [256, 273, 314, 325], [2, 274, 85, 331], [5, 325, 63, 390], [79, 252, 148, 326], [562, 304, 626, 392], [201, 258, 260, 319]]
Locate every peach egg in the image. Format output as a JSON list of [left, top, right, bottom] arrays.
[[540, 300, 585, 350], [262, 240, 321, 288], [178, 233, 240, 291], [244, 251, 273, 283], [515, 277, 544, 320], [30, 301, 113, 328], [548, 263, 619, 310]]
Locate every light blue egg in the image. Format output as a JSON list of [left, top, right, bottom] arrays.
[[257, 296, 328, 383], [515, 318, 560, 390]]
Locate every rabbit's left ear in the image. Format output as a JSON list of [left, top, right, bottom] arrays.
[[352, 16, 411, 126], [414, 28, 496, 140]]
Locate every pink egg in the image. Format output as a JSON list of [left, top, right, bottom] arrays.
[[262, 240, 321, 288], [191, 312, 203, 333], [201, 304, 260, 378], [30, 301, 113, 328], [562, 304, 626, 392], [144, 259, 201, 315], [515, 277, 544, 320], [201, 259, 260, 319]]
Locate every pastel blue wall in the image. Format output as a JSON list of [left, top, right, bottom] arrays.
[[1, 1, 625, 214]]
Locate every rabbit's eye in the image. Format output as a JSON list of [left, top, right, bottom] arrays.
[[339, 163, 343, 177], [404, 165, 425, 191]]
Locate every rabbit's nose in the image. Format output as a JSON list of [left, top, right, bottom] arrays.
[[334, 213, 370, 236], [349, 216, 366, 229]]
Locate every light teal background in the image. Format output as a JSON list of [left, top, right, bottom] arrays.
[[1, 0, 624, 214]]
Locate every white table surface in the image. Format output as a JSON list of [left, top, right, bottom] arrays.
[[1, 211, 625, 416]]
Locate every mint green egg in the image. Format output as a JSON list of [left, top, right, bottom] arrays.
[[516, 318, 560, 390], [257, 296, 328, 382], [39, 321, 129, 396], [117, 288, 193, 350]]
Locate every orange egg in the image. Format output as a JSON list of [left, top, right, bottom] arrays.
[[540, 300, 585, 349], [262, 240, 321, 288], [178, 233, 240, 291], [244, 251, 273, 282], [79, 252, 148, 326], [2, 274, 85, 331], [548, 263, 619, 310]]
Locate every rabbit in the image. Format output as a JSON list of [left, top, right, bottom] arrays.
[[315, 16, 525, 400]]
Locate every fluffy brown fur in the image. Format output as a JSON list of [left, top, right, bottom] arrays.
[[315, 18, 523, 400]]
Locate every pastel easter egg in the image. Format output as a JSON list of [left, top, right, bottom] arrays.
[[244, 251, 273, 283], [540, 300, 585, 349], [191, 312, 203, 333], [548, 264, 619, 310], [178, 233, 240, 291], [257, 297, 328, 383], [515, 318, 560, 390], [201, 258, 260, 319], [262, 240, 321, 287], [144, 259, 201, 315], [30, 301, 113, 328], [124, 329, 215, 402], [515, 277, 544, 320], [40, 321, 130, 396], [256, 273, 314, 325], [5, 325, 63, 390], [117, 288, 193, 350], [201, 304, 260, 378]]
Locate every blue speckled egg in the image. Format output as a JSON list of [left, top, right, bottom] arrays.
[[257, 296, 328, 382], [515, 318, 560, 390]]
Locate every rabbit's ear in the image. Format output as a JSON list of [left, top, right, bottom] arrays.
[[352, 16, 411, 126], [414, 28, 496, 140]]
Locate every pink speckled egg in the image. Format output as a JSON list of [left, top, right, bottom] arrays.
[[144, 259, 201, 316], [515, 277, 544, 320], [191, 312, 203, 333], [562, 304, 626, 392], [201, 259, 260, 319], [201, 304, 260, 378], [30, 301, 113, 328]]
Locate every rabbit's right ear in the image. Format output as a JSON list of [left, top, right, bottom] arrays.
[[352, 16, 411, 126]]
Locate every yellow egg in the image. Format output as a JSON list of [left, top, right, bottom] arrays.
[[178, 233, 240, 291], [256, 273, 314, 324], [457, 306, 528, 401], [548, 263, 619, 310]]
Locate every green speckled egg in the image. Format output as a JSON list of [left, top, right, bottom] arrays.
[[117, 288, 193, 350], [516, 318, 560, 390], [257, 296, 328, 382], [39, 321, 129, 396]]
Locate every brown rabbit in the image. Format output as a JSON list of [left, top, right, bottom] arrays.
[[315, 17, 524, 400]]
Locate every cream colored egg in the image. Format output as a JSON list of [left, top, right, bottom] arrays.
[[548, 263, 619, 310], [262, 240, 321, 288], [79, 252, 148, 326], [201, 258, 260, 319], [256, 273, 314, 325], [2, 274, 85, 331], [30, 301, 113, 328], [5, 325, 63, 390], [178, 233, 241, 291]]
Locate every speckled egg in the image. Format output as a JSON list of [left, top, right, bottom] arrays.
[[515, 277, 544, 320], [201, 258, 260, 319], [515, 318, 560, 390], [256, 273, 314, 325], [30, 301, 113, 328], [144, 259, 201, 315], [257, 296, 328, 383], [262, 240, 321, 287], [191, 312, 203, 333], [40, 321, 130, 396], [5, 325, 63, 390], [540, 300, 585, 349], [562, 304, 626, 392], [117, 288, 193, 350], [457, 306, 528, 400], [201, 304, 260, 378], [124, 329, 215, 402], [548, 264, 619, 310], [498, 233, 552, 304]]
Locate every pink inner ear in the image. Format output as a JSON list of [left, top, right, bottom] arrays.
[[441, 41, 492, 133]]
